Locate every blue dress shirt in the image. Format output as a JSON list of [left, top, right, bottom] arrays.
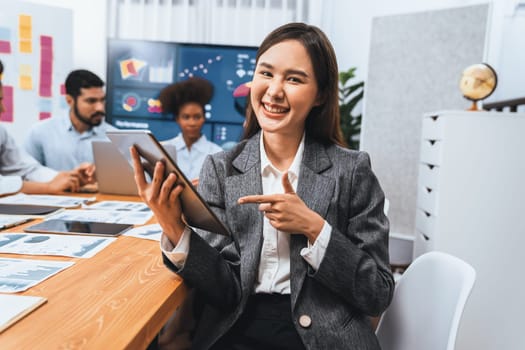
[[162, 133, 222, 180], [24, 115, 116, 171]]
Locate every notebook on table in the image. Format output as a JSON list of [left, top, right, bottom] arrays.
[[0, 294, 47, 333]]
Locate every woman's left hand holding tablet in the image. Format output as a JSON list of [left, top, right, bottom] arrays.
[[130, 146, 186, 245]]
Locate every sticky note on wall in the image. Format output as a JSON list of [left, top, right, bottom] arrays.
[[0, 86, 14, 122], [0, 27, 11, 54], [39, 112, 51, 120], [19, 64, 33, 90], [18, 14, 32, 53], [39, 35, 53, 97]]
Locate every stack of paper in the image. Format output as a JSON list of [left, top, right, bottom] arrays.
[[0, 194, 96, 219], [0, 215, 33, 230], [0, 294, 47, 333], [0, 193, 95, 209]]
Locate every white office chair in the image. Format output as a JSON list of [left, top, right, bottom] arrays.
[[375, 251, 476, 350]]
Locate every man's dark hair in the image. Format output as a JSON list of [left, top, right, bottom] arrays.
[[65, 69, 104, 98]]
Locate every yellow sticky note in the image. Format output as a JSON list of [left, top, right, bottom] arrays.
[[19, 27, 32, 39], [19, 14, 32, 27], [19, 15, 32, 40], [19, 75, 33, 90], [19, 40, 32, 53], [20, 64, 32, 76]]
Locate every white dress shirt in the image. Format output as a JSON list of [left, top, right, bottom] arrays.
[[162, 133, 223, 181], [161, 133, 332, 295]]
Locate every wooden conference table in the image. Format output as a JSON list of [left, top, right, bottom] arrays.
[[0, 193, 188, 349]]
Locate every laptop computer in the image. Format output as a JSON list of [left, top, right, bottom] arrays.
[[92, 139, 177, 196], [92, 140, 140, 196]]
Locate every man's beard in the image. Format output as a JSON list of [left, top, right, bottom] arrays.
[[73, 103, 104, 127]]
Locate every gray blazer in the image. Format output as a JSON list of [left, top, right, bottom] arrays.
[[164, 132, 394, 349]]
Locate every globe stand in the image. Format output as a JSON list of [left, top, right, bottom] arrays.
[[467, 100, 479, 111]]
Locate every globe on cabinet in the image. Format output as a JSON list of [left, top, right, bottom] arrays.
[[459, 63, 497, 111]]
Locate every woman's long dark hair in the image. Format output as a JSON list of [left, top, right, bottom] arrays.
[[242, 22, 345, 147]]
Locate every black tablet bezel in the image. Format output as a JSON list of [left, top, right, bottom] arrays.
[[24, 219, 133, 237]]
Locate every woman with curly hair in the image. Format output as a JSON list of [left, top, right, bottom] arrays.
[[159, 77, 222, 185]]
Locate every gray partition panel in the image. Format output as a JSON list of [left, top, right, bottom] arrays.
[[360, 4, 489, 236]]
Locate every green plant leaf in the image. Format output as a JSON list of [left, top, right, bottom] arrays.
[[339, 67, 364, 150]]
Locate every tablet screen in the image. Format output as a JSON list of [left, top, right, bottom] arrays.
[[24, 219, 133, 237]]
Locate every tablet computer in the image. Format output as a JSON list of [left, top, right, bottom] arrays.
[[0, 203, 63, 216], [106, 130, 230, 236], [24, 219, 133, 237]]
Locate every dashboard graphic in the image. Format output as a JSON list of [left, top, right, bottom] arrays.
[[119, 58, 147, 80], [106, 39, 258, 144]]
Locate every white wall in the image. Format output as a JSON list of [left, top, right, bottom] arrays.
[[494, 2, 525, 102], [22, 0, 524, 102], [325, 0, 524, 103], [25, 0, 107, 80], [326, 0, 492, 80]]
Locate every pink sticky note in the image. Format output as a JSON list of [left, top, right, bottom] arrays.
[[0, 86, 14, 122], [39, 83, 52, 97], [40, 60, 52, 73], [40, 35, 52, 47], [0, 40, 11, 53], [39, 112, 51, 120], [39, 35, 53, 97]]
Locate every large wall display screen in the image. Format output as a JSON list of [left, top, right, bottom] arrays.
[[106, 39, 257, 145]]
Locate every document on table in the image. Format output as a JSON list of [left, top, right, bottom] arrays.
[[0, 193, 95, 208], [0, 215, 33, 229], [0, 294, 47, 333], [84, 200, 150, 212], [0, 257, 74, 293], [49, 209, 153, 225], [124, 224, 162, 241], [0, 233, 116, 258]]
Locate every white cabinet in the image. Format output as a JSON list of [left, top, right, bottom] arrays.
[[414, 110, 525, 350]]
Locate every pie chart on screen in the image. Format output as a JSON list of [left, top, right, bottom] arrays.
[[122, 92, 141, 112]]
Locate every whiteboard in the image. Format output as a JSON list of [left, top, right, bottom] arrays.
[[0, 0, 72, 145]]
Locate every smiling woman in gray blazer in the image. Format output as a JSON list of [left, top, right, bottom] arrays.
[[132, 22, 394, 350]]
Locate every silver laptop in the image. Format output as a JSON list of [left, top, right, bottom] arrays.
[[92, 140, 140, 196]]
